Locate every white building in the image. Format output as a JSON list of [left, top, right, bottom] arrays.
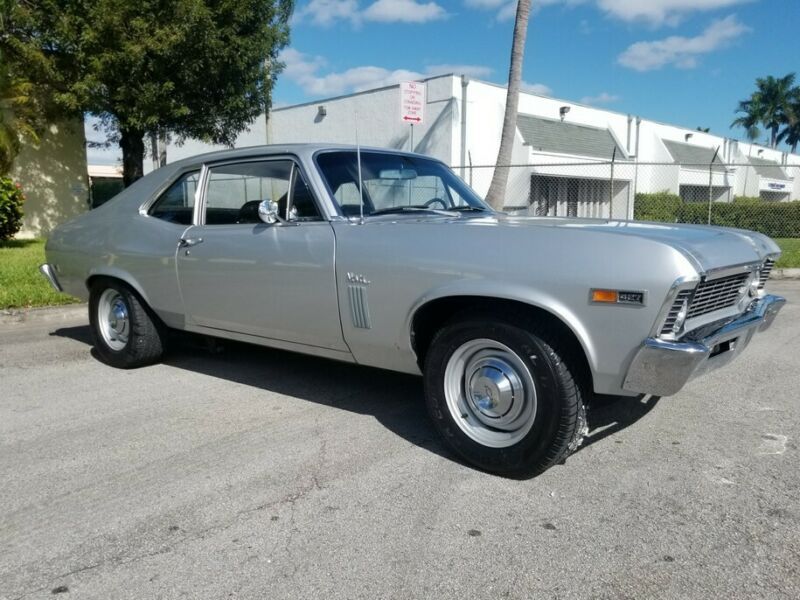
[[161, 74, 800, 215]]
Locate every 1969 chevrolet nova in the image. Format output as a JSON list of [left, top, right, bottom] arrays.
[[41, 144, 785, 476]]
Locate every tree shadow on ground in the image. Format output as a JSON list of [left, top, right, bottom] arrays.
[[51, 325, 663, 473], [0, 239, 41, 249]]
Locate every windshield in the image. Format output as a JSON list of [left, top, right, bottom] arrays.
[[315, 151, 491, 218]]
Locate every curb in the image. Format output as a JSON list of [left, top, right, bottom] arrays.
[[771, 268, 800, 280], [0, 303, 87, 326]]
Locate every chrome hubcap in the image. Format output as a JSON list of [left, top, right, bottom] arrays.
[[444, 339, 537, 448], [98, 289, 130, 351]]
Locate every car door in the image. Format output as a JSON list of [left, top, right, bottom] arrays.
[[175, 157, 346, 351]]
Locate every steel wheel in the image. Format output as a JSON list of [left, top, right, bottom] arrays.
[[97, 288, 130, 352], [443, 338, 538, 448]]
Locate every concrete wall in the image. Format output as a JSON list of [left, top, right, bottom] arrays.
[[268, 76, 459, 164], [11, 118, 89, 238], [150, 114, 269, 172]]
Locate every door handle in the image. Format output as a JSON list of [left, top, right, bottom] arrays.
[[179, 237, 203, 248]]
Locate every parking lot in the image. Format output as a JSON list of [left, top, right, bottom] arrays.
[[2, 281, 799, 600]]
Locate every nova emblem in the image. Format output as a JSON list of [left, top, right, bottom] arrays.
[[347, 272, 371, 285]]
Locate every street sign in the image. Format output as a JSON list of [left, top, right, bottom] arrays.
[[400, 81, 425, 125]]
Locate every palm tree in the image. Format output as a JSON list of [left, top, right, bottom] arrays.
[[484, 0, 531, 210], [759, 74, 796, 147], [778, 89, 800, 153], [0, 5, 44, 175], [733, 74, 795, 148], [0, 71, 42, 175], [731, 101, 762, 145]]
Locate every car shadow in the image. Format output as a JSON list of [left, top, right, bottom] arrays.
[[51, 325, 662, 470], [581, 393, 662, 450]]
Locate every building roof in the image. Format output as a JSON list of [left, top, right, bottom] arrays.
[[517, 114, 626, 160], [749, 156, 790, 180], [88, 164, 123, 178], [662, 140, 727, 172]]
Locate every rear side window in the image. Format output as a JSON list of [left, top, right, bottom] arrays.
[[149, 171, 200, 225]]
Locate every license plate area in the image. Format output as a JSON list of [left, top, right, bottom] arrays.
[[709, 338, 737, 359]]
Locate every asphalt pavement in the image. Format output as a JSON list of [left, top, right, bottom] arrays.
[[2, 282, 799, 599]]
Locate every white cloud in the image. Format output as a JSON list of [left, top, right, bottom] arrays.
[[363, 0, 448, 22], [464, 0, 506, 7], [466, 0, 753, 27], [617, 15, 749, 71], [521, 81, 553, 96], [280, 49, 492, 97], [295, 0, 360, 26], [580, 92, 620, 104], [295, 0, 447, 26], [597, 0, 753, 26]]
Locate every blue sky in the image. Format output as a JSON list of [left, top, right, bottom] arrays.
[[87, 0, 798, 164]]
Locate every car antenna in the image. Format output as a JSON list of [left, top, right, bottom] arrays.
[[355, 109, 364, 224]]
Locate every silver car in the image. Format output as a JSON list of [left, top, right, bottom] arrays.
[[40, 144, 785, 476]]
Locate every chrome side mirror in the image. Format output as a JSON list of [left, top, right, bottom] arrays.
[[258, 200, 280, 224]]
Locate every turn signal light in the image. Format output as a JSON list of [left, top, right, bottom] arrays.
[[591, 289, 618, 303]]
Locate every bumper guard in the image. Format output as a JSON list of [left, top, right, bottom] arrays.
[[39, 263, 63, 292], [623, 294, 785, 397]]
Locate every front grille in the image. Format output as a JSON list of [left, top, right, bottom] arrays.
[[686, 273, 749, 319], [660, 290, 692, 336], [758, 259, 774, 290]]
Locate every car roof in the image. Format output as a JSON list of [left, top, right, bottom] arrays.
[[167, 143, 438, 171], [104, 144, 443, 215]]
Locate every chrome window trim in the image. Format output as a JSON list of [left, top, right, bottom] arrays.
[[196, 155, 326, 226], [139, 167, 203, 218]]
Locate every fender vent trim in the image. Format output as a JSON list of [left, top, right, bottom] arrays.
[[348, 285, 372, 329]]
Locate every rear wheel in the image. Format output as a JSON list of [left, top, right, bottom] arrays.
[[423, 314, 587, 477], [89, 279, 164, 368]]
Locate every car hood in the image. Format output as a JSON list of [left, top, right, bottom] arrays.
[[493, 215, 779, 274], [366, 211, 779, 275]]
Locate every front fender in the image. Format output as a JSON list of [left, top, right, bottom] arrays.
[[405, 280, 599, 377]]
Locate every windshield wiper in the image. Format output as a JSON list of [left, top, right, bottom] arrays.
[[449, 206, 489, 212], [369, 206, 452, 216]]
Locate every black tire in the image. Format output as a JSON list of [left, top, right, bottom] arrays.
[[89, 279, 165, 369], [423, 313, 587, 477]]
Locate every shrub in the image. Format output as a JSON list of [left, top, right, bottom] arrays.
[[633, 191, 683, 222], [634, 192, 800, 238], [0, 177, 25, 241]]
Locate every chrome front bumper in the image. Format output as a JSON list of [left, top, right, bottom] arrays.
[[623, 294, 786, 397], [39, 263, 63, 292]]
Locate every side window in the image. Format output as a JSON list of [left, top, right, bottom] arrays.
[[149, 171, 200, 225], [205, 160, 292, 225], [203, 160, 321, 225], [289, 171, 322, 221]]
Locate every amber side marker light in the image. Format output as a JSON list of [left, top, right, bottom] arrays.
[[591, 289, 618, 303]]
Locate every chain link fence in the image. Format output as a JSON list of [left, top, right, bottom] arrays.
[[453, 161, 800, 240]]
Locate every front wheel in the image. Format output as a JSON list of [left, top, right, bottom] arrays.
[[423, 315, 587, 477], [89, 279, 165, 369]]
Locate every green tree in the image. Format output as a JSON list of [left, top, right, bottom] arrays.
[[0, 0, 47, 175], [732, 74, 795, 148], [3, 0, 293, 186]]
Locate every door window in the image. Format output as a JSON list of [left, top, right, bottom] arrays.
[[149, 171, 200, 225], [204, 160, 321, 225]]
